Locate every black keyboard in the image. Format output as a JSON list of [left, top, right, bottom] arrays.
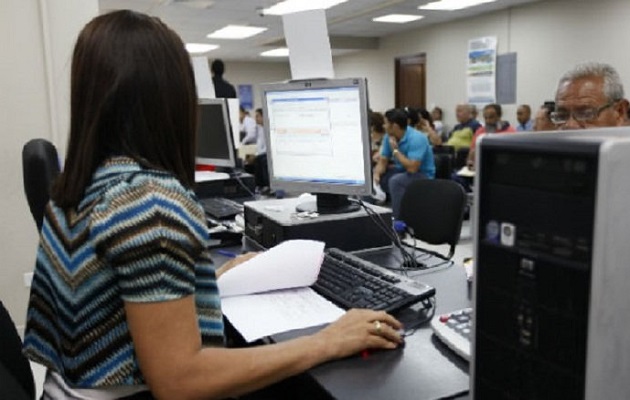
[[313, 248, 435, 313], [200, 197, 243, 219]]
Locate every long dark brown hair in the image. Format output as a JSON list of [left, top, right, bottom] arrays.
[[51, 10, 197, 209]]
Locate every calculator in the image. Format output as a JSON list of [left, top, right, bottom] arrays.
[[430, 307, 473, 361]]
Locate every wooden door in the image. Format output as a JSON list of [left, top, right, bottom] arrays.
[[395, 54, 426, 109]]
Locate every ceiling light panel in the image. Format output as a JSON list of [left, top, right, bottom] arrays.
[[373, 14, 424, 23], [207, 25, 268, 39], [173, 0, 214, 9], [261, 48, 290, 57], [419, 0, 497, 11], [263, 0, 348, 16], [185, 43, 219, 54]]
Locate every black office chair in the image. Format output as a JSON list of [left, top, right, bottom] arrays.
[[398, 179, 466, 260], [22, 139, 61, 231], [432, 145, 455, 156], [433, 153, 453, 180], [431, 145, 455, 180], [0, 301, 36, 400], [453, 147, 470, 170]]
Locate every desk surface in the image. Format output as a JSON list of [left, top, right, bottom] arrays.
[[267, 247, 473, 400]]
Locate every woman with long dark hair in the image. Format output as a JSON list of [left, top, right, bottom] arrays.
[[23, 11, 402, 399]]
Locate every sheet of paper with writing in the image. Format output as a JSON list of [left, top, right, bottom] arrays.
[[221, 287, 344, 342]]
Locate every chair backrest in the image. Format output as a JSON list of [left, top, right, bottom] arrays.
[[398, 179, 466, 259], [432, 145, 455, 156], [22, 139, 60, 231], [433, 153, 453, 180], [0, 301, 35, 400]]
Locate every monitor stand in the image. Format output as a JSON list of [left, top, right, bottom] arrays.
[[295, 193, 360, 215]]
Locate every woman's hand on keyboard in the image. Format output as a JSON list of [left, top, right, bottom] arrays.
[[314, 309, 404, 360]]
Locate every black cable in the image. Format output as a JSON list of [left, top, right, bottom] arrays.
[[229, 171, 257, 198], [357, 200, 407, 255], [356, 199, 455, 273], [401, 296, 436, 338], [353, 199, 418, 272], [354, 198, 429, 273], [405, 227, 425, 259], [400, 226, 456, 270], [359, 200, 414, 269], [355, 199, 400, 245]]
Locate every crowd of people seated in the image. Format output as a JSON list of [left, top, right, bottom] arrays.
[[238, 61, 629, 219], [367, 61, 630, 218]]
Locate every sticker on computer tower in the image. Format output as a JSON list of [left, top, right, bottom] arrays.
[[485, 220, 500, 243], [500, 222, 516, 247]]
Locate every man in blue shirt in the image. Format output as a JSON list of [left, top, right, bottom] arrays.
[[373, 108, 435, 218]]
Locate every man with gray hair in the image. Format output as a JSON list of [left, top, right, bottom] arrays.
[[552, 62, 629, 129]]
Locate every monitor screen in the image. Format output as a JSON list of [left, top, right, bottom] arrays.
[[262, 78, 372, 213], [196, 98, 236, 168]]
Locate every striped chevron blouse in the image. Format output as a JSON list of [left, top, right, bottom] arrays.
[[23, 156, 224, 388]]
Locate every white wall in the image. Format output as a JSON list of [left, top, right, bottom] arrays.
[[333, 0, 630, 128], [0, 0, 98, 328], [223, 61, 292, 111]]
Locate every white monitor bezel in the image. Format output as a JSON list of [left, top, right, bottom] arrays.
[[261, 77, 372, 197]]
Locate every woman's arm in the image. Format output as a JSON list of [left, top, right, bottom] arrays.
[[125, 298, 402, 400], [419, 120, 442, 146]]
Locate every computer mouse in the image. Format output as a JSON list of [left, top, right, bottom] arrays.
[[298, 192, 316, 202]]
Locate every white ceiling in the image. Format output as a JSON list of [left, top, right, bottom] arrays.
[[99, 0, 543, 61]]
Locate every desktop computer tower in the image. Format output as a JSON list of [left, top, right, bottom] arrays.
[[471, 128, 630, 399], [243, 197, 392, 251]]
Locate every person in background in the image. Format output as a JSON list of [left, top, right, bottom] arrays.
[[551, 61, 628, 130], [445, 104, 481, 151], [211, 58, 237, 98], [465, 103, 516, 170], [373, 108, 435, 219], [450, 103, 514, 193], [516, 104, 534, 131], [533, 102, 557, 131], [416, 107, 442, 146], [239, 106, 257, 144], [404, 106, 420, 128], [253, 108, 270, 192], [369, 111, 386, 165], [431, 106, 446, 141], [23, 11, 403, 400], [405, 106, 440, 145]]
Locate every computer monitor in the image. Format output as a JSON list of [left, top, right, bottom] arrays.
[[261, 78, 372, 214], [196, 98, 236, 168]]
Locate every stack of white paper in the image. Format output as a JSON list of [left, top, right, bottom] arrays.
[[218, 240, 345, 342]]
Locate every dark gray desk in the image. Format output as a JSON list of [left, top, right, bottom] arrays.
[[215, 243, 472, 400]]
